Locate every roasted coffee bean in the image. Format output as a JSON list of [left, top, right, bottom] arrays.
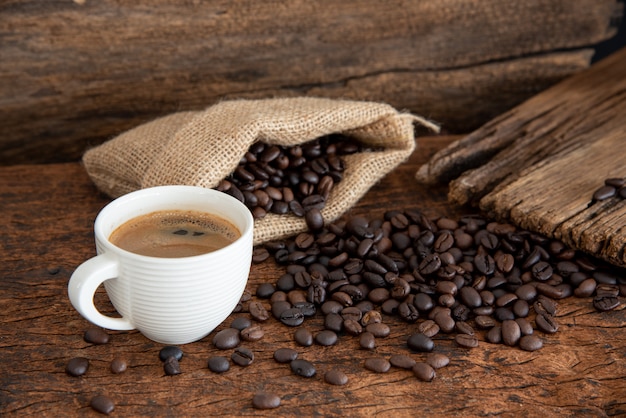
[[294, 328, 314, 347], [324, 312, 344, 332], [501, 319, 522, 346], [417, 320, 440, 337], [305, 208, 324, 231], [419, 254, 442, 275], [361, 310, 383, 326], [293, 301, 317, 317], [398, 302, 420, 322], [315, 330, 339, 346], [324, 369, 349, 386], [241, 325, 265, 342], [280, 307, 305, 327], [66, 357, 89, 377], [90, 395, 115, 415], [455, 321, 475, 335], [271, 300, 292, 319], [455, 333, 479, 348], [365, 322, 390, 338], [343, 318, 363, 335], [359, 331, 376, 349], [208, 356, 230, 373], [433, 310, 455, 333], [159, 346, 183, 362], [425, 353, 450, 369], [290, 359, 316, 377], [407, 333, 434, 352], [252, 247, 271, 263], [274, 348, 298, 363], [252, 392, 281, 410], [459, 286, 482, 308], [532, 261, 553, 281], [213, 328, 241, 350], [474, 253, 496, 275], [390, 354, 417, 369], [485, 325, 502, 344], [593, 295, 620, 311], [364, 357, 391, 373], [256, 283, 276, 299], [84, 328, 110, 345], [534, 295, 557, 316], [110, 357, 128, 374], [231, 316, 253, 331], [535, 313, 559, 334], [519, 335, 543, 351], [593, 185, 617, 201], [232, 347, 254, 366], [164, 357, 182, 375], [412, 362, 436, 382], [249, 301, 270, 322], [515, 318, 534, 336]]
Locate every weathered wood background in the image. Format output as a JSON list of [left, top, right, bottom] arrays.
[[0, 0, 622, 164]]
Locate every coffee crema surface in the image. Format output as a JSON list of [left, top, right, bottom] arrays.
[[109, 210, 241, 258]]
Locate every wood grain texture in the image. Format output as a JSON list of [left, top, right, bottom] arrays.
[[1, 136, 625, 417], [416, 47, 626, 268], [0, 0, 622, 164]]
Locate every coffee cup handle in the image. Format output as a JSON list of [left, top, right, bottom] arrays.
[[68, 253, 135, 331]]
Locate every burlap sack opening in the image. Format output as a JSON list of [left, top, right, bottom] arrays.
[[83, 97, 438, 244]]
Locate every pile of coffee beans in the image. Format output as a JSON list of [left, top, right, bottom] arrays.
[[256, 209, 624, 359], [592, 177, 626, 201], [216, 135, 370, 229]]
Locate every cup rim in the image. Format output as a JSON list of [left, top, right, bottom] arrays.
[[94, 185, 254, 262]]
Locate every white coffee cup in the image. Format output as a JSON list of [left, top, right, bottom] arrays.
[[68, 185, 254, 345]]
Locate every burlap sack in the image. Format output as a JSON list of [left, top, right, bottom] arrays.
[[83, 97, 438, 244]]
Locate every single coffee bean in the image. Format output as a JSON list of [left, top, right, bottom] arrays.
[[212, 328, 241, 350], [208, 356, 230, 373], [273, 348, 299, 363], [164, 357, 182, 375], [417, 320, 440, 337], [324, 369, 349, 386], [593, 295, 620, 311], [252, 247, 270, 263], [433, 310, 455, 333], [425, 353, 450, 369], [66, 357, 89, 377], [232, 347, 254, 366], [365, 322, 390, 338], [535, 313, 559, 334], [90, 395, 115, 415], [256, 282, 276, 299], [519, 335, 543, 352], [593, 185, 616, 201], [455, 333, 479, 348], [343, 318, 363, 335], [252, 392, 281, 410], [515, 318, 534, 336], [364, 357, 391, 373], [294, 328, 314, 346], [241, 325, 265, 342], [485, 325, 502, 344], [407, 333, 434, 352], [231, 316, 253, 330], [315, 330, 339, 346], [159, 347, 184, 362], [359, 331, 376, 350], [290, 359, 316, 377], [412, 362, 436, 382], [293, 301, 317, 317], [280, 307, 305, 327], [501, 319, 522, 346], [84, 328, 110, 345], [305, 208, 324, 231], [389, 354, 417, 369], [110, 357, 128, 374]]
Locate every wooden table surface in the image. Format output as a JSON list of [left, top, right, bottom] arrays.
[[1, 135, 625, 417]]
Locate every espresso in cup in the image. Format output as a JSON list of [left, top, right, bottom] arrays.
[[109, 210, 241, 258]]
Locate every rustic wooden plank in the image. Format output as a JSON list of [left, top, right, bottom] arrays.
[[481, 134, 626, 267], [0, 0, 621, 163], [416, 47, 626, 267], [1, 136, 625, 417]]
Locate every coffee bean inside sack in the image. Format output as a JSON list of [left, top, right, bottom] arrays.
[[216, 135, 371, 221], [257, 209, 625, 379]]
